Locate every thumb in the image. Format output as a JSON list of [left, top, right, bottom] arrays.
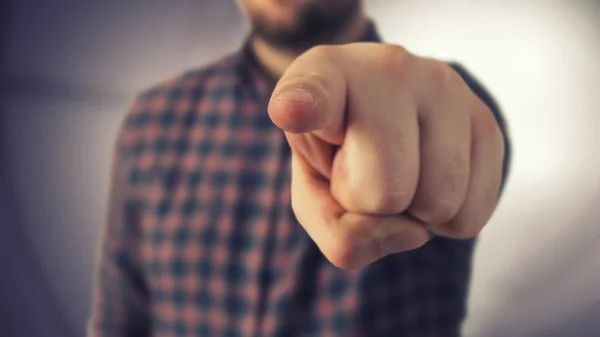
[[268, 47, 347, 142]]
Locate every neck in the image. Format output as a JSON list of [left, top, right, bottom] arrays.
[[250, 13, 369, 80]]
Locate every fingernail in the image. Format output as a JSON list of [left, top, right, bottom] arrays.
[[380, 233, 425, 256], [274, 89, 315, 106]]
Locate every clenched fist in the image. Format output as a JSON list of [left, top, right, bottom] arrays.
[[267, 43, 505, 270]]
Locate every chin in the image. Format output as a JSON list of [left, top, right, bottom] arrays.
[[274, 0, 312, 6], [256, 9, 302, 31]]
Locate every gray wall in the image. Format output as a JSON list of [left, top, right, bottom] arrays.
[[1, 1, 599, 336]]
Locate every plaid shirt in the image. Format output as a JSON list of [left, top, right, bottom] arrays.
[[89, 23, 510, 337]]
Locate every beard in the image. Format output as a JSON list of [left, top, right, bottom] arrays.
[[249, 1, 361, 53]]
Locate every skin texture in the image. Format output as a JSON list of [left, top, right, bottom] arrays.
[[268, 44, 505, 270], [237, 0, 506, 270]]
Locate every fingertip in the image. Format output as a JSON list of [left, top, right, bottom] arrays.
[[268, 89, 320, 133], [273, 88, 316, 106]]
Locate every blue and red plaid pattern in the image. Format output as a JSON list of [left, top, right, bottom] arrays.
[[89, 23, 510, 337]]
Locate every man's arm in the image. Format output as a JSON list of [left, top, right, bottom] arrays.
[[88, 113, 150, 337]]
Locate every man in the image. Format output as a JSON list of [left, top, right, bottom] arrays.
[[89, 0, 511, 336]]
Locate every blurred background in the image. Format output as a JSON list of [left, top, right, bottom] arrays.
[[0, 0, 599, 336]]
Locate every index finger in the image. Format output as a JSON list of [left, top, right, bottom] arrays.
[[268, 45, 347, 144]]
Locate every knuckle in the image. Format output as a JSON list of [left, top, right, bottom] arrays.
[[369, 189, 413, 214], [439, 152, 470, 200], [437, 147, 469, 190], [306, 44, 338, 61], [278, 72, 329, 93], [411, 151, 468, 225], [428, 61, 457, 99], [413, 199, 462, 225], [298, 73, 330, 91], [341, 177, 414, 214], [376, 44, 412, 78]]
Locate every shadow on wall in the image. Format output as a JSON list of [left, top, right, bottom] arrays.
[[1, 1, 246, 336], [0, 1, 72, 336]]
